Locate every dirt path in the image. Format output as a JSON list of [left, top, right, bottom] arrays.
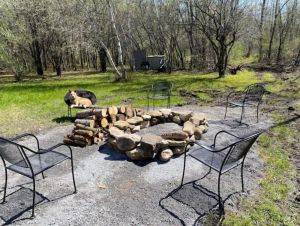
[[0, 106, 273, 226]]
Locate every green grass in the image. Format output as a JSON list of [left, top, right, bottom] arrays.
[[0, 70, 267, 136]]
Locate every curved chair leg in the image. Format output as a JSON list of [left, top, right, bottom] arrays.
[[70, 159, 77, 194], [241, 160, 245, 192], [224, 102, 228, 119], [41, 172, 45, 179], [256, 103, 260, 123], [240, 106, 245, 124], [180, 149, 188, 186], [2, 167, 7, 204], [217, 172, 224, 214], [31, 176, 36, 218]]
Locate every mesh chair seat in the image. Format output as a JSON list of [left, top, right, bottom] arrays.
[[7, 151, 69, 177], [228, 101, 255, 107], [148, 94, 170, 100], [189, 143, 241, 173]]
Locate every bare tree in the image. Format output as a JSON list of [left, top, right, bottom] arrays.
[[194, 0, 244, 77]]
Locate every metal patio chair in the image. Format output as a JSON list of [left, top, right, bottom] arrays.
[[0, 133, 77, 218], [224, 84, 266, 124], [181, 130, 264, 214], [147, 81, 173, 110]]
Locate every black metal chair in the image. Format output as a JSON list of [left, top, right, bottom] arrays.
[[224, 84, 266, 124], [181, 130, 264, 214], [147, 81, 173, 110], [0, 133, 77, 218]]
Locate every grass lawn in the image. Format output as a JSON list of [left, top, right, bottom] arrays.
[[0, 69, 299, 225]]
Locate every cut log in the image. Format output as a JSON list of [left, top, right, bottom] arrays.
[[86, 115, 97, 120], [76, 110, 93, 119], [73, 129, 94, 137], [118, 105, 126, 114], [125, 106, 134, 118], [75, 119, 95, 128], [101, 118, 109, 128], [97, 132, 105, 139], [69, 134, 90, 143], [75, 124, 98, 134], [116, 114, 126, 121], [63, 137, 86, 147], [108, 106, 118, 115]]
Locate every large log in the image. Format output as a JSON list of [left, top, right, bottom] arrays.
[[110, 114, 117, 124], [94, 108, 108, 118], [75, 119, 95, 128]]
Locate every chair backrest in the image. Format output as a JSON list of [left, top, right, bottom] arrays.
[[223, 132, 261, 166], [0, 137, 29, 167], [152, 81, 173, 94], [244, 84, 265, 102]]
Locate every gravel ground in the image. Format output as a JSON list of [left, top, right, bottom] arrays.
[[0, 106, 273, 226]]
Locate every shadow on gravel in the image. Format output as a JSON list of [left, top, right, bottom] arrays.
[[0, 187, 46, 225], [159, 174, 240, 226], [98, 143, 127, 161]]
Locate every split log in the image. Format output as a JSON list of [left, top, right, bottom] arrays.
[[108, 106, 118, 115], [73, 129, 94, 137], [86, 115, 97, 120], [118, 105, 126, 114], [125, 106, 134, 118], [75, 124, 99, 134], [101, 118, 109, 128], [94, 108, 107, 118], [76, 110, 93, 119], [63, 137, 86, 147], [75, 119, 95, 128], [116, 113, 126, 121], [69, 134, 90, 143]]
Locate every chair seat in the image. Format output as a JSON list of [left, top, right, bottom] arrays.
[[7, 151, 69, 177], [189, 143, 241, 173], [228, 101, 255, 107]]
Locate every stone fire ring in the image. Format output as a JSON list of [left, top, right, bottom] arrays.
[[108, 110, 208, 162], [65, 107, 208, 162]]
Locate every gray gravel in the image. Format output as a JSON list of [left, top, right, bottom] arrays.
[[0, 106, 273, 226]]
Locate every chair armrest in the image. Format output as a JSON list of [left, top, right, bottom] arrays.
[[37, 143, 73, 158], [226, 91, 245, 103], [11, 133, 40, 150], [213, 130, 243, 148]]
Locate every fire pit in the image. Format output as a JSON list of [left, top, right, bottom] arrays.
[[64, 106, 208, 162]]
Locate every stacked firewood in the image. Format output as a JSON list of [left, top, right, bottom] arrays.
[[63, 105, 141, 147]]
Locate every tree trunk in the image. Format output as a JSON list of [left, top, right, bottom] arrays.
[[99, 47, 107, 72], [100, 41, 121, 81], [267, 0, 279, 63], [107, 0, 127, 80], [258, 0, 267, 62]]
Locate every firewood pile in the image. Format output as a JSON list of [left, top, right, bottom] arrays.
[[64, 106, 209, 162]]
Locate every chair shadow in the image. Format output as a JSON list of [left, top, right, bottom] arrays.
[[0, 186, 75, 225], [159, 176, 239, 226], [52, 116, 75, 124]]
